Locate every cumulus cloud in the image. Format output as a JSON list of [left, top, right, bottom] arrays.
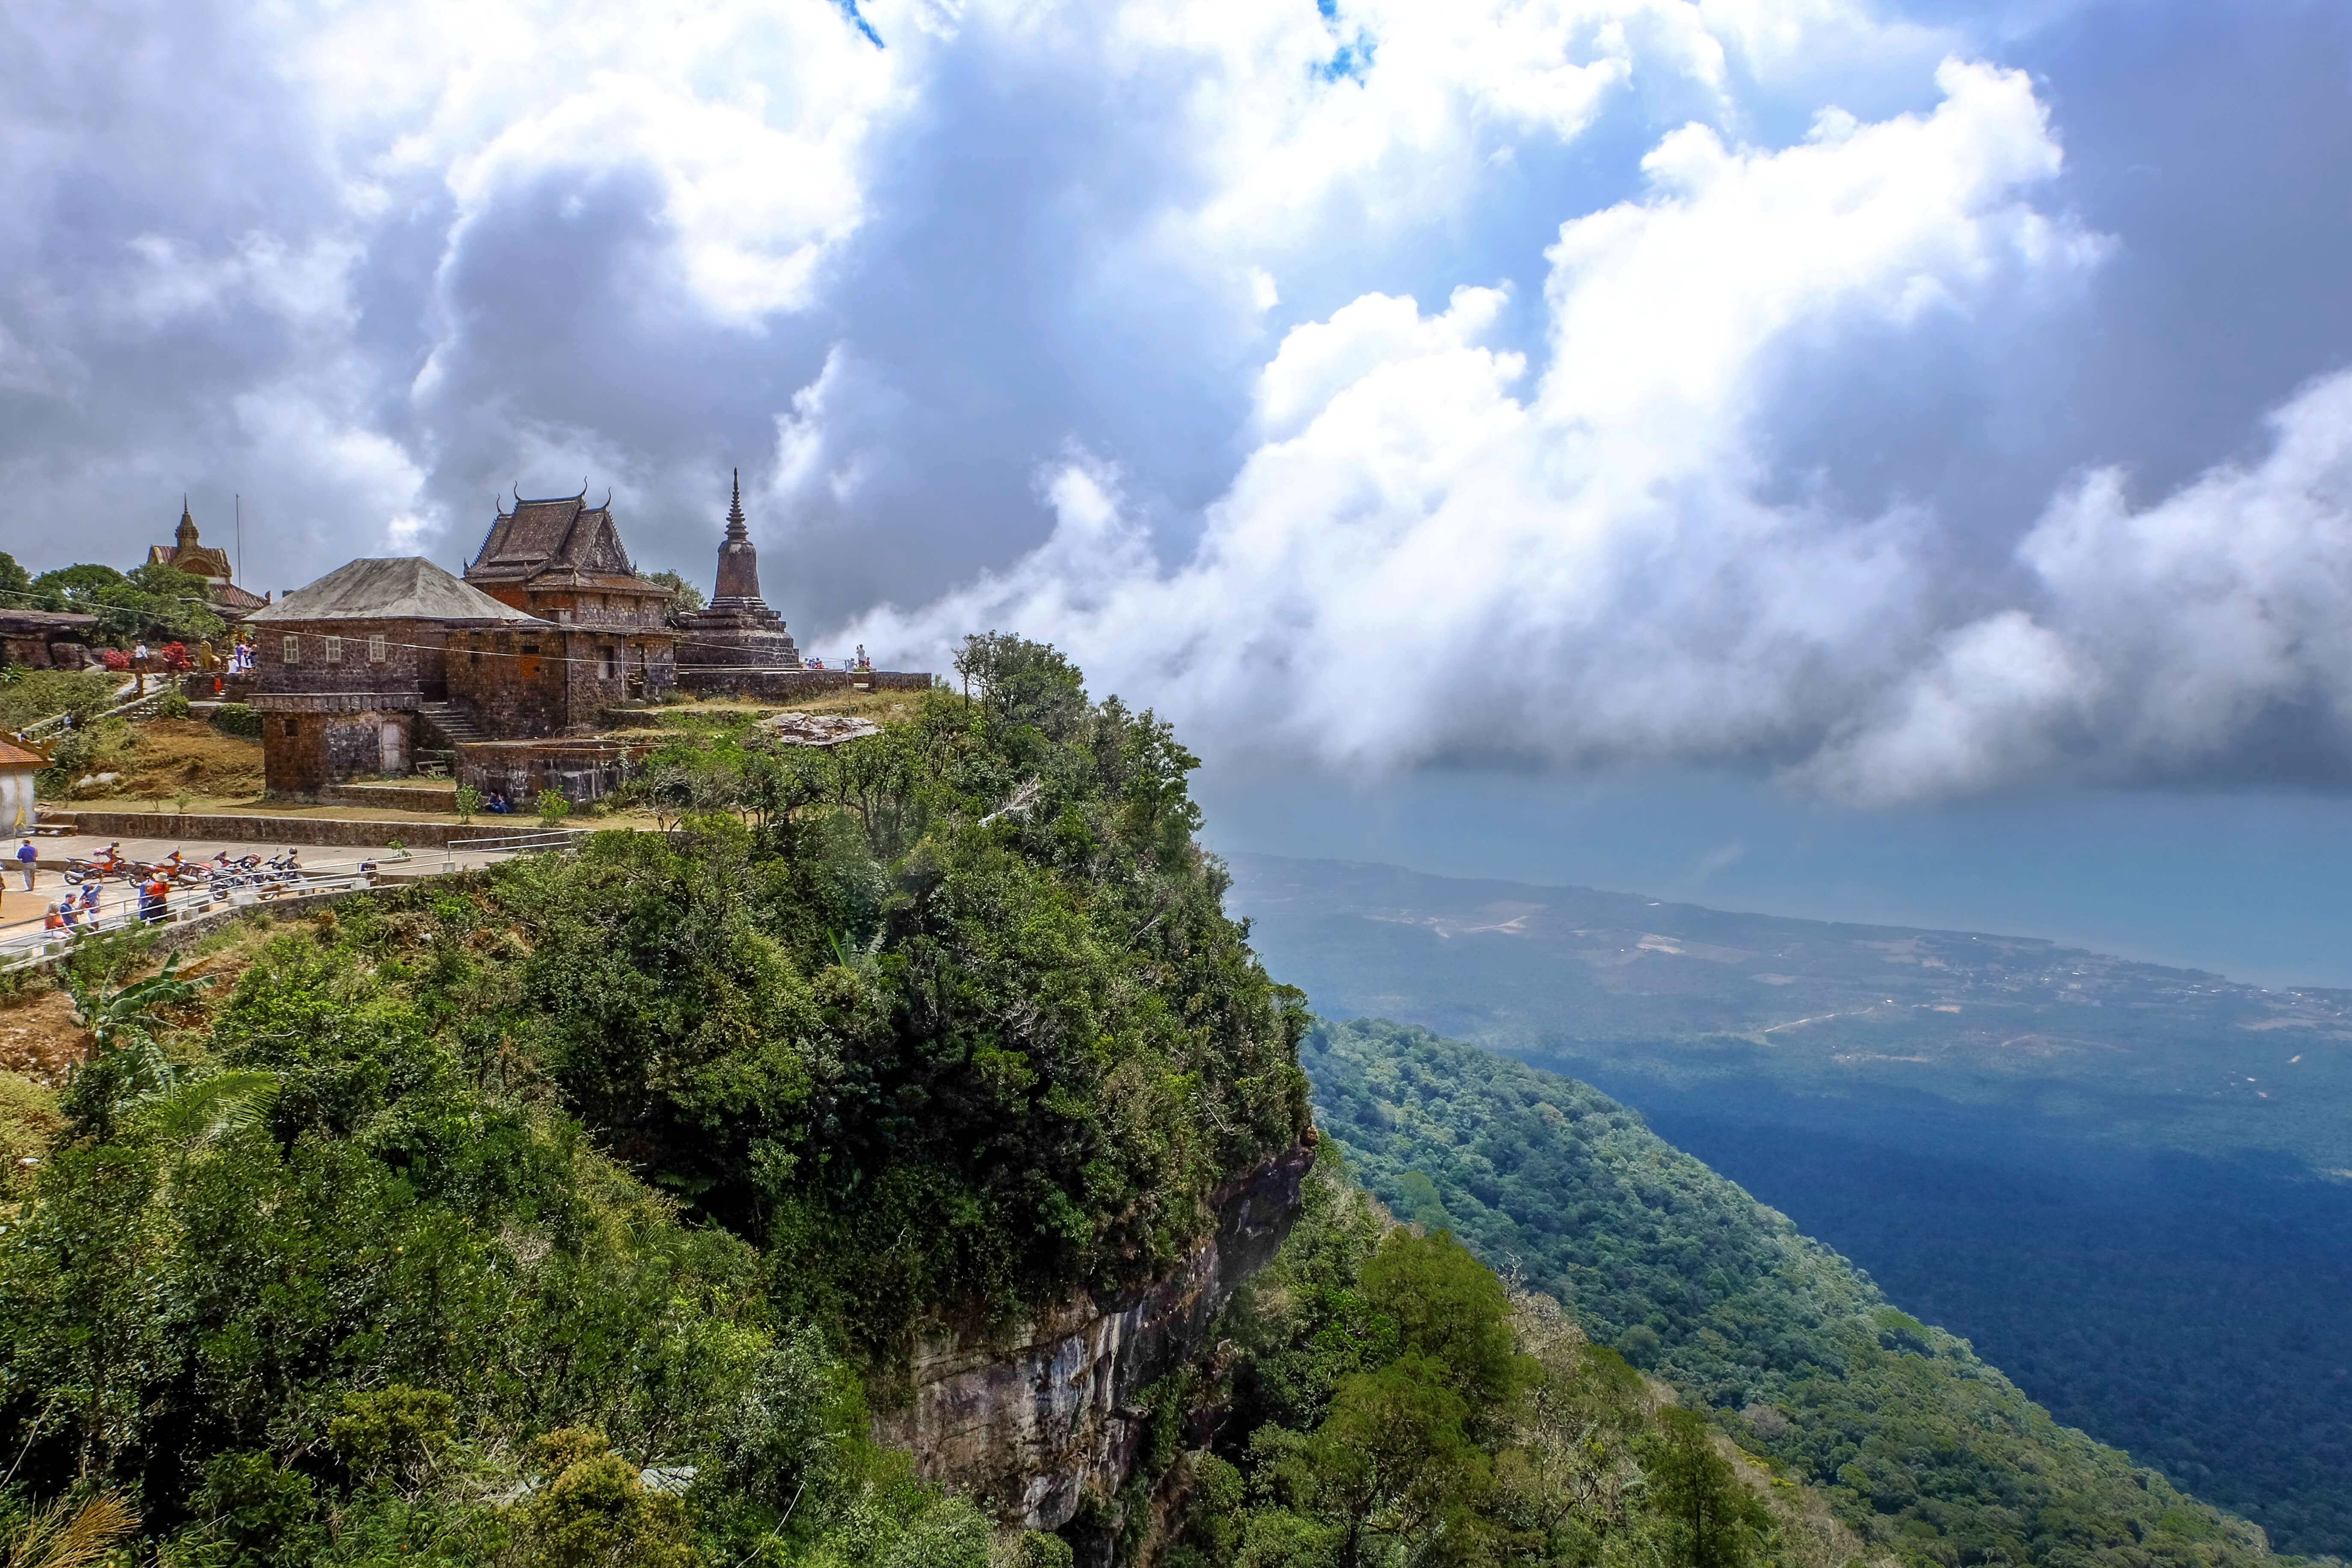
[[839, 59, 2133, 796], [1812, 370, 2352, 799], [4, 0, 2351, 800]]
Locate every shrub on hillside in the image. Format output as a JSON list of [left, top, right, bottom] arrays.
[[208, 703, 263, 739]]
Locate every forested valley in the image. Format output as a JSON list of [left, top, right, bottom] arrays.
[[1226, 856, 2352, 1554]]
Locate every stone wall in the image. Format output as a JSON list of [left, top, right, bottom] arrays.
[[870, 1139, 1314, 1533], [248, 616, 443, 701], [454, 739, 640, 803], [679, 668, 934, 700], [256, 708, 413, 798], [442, 626, 676, 737]]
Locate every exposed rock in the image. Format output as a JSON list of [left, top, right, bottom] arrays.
[[873, 1140, 1315, 1530], [756, 712, 880, 747]]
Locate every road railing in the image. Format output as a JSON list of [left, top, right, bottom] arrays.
[[0, 849, 409, 975]]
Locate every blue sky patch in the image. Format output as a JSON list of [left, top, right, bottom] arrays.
[[833, 0, 882, 48]]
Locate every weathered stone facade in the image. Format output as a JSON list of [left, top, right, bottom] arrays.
[[674, 472, 802, 688], [258, 706, 417, 796], [441, 622, 671, 737], [244, 560, 549, 799], [453, 738, 641, 803], [464, 490, 678, 711]]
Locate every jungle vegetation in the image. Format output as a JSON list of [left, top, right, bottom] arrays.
[[1299, 1019, 2280, 1568], [0, 637, 1307, 1564]]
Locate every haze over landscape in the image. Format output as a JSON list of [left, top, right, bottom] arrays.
[[4, 0, 2350, 1562]]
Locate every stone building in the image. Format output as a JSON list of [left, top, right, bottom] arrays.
[[242, 558, 549, 797], [674, 471, 801, 693], [147, 500, 269, 619], [463, 488, 678, 708]]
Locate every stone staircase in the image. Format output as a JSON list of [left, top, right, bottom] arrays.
[[415, 701, 488, 747]]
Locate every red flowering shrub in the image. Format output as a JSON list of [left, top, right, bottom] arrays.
[[100, 648, 130, 671]]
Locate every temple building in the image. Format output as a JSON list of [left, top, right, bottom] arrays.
[[242, 558, 548, 795], [674, 471, 801, 692], [463, 487, 678, 706], [147, 500, 269, 618]]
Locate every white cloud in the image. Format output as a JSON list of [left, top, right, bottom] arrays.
[[839, 58, 2097, 788], [1819, 369, 2352, 798], [5, 0, 2345, 804]]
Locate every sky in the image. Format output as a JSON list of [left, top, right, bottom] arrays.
[[5, 0, 2352, 971]]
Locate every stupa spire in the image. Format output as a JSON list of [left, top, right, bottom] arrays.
[[725, 468, 748, 543], [177, 496, 199, 547]]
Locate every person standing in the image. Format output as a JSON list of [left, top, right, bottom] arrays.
[[140, 871, 168, 925], [15, 838, 34, 892]]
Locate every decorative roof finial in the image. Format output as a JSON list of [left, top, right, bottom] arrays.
[[724, 468, 749, 543], [177, 496, 198, 546]]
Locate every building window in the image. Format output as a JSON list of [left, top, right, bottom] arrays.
[[281, 635, 299, 664], [602, 646, 619, 678], [368, 634, 387, 663], [324, 636, 342, 664], [283, 717, 298, 738], [520, 641, 540, 656]]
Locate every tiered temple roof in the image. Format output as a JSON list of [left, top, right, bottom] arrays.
[[148, 501, 268, 614], [467, 489, 666, 594]]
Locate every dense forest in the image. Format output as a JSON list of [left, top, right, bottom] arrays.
[[1229, 854, 2352, 1553], [0, 639, 1309, 1563], [1621, 1084, 2352, 1557], [1152, 1144, 1882, 1568], [1300, 1020, 2279, 1568]]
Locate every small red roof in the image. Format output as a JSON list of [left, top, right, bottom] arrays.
[[0, 736, 47, 768]]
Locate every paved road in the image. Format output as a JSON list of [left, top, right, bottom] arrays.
[[0, 832, 524, 944]]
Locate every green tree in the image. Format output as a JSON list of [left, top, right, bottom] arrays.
[[1644, 1409, 1772, 1568]]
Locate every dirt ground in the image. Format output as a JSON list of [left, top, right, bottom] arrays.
[[0, 985, 87, 1086], [68, 717, 266, 807]]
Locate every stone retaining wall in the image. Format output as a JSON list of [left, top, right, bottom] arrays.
[[678, 668, 934, 700], [319, 783, 458, 812]]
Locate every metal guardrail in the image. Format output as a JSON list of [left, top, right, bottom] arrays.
[[0, 871, 375, 975], [0, 846, 412, 975], [441, 829, 573, 870]]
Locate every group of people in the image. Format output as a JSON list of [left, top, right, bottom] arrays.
[[803, 644, 874, 673], [38, 880, 106, 931], [14, 836, 187, 936]]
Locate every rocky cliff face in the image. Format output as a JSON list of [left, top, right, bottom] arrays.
[[873, 1139, 1315, 1530]]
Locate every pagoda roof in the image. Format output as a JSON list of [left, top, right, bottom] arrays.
[[245, 558, 550, 626], [467, 490, 655, 589]]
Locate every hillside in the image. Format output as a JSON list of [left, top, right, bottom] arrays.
[[1301, 1019, 2278, 1568], [0, 638, 1309, 1565], [1232, 855, 2352, 1553]]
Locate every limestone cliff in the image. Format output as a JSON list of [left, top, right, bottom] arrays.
[[873, 1139, 1316, 1530]]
